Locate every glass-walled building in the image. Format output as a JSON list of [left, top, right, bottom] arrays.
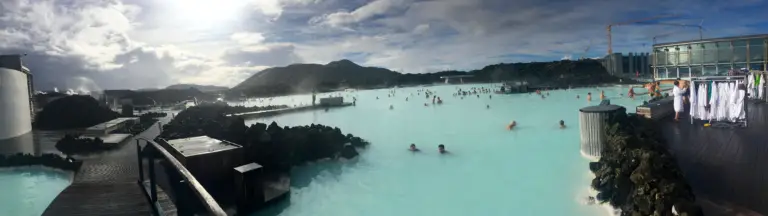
[[653, 34, 768, 79]]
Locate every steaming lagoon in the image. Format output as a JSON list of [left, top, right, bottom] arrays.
[[236, 84, 648, 216]]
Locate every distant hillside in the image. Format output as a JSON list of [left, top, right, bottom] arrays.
[[231, 59, 400, 96], [231, 59, 618, 97], [166, 84, 229, 92], [103, 88, 216, 106]]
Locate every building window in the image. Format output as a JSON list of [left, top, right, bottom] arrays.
[[678, 45, 690, 65], [656, 50, 667, 66], [679, 67, 691, 78], [703, 65, 717, 76], [733, 40, 747, 63], [749, 38, 765, 64], [703, 42, 717, 64], [691, 65, 702, 77], [668, 47, 678, 66], [691, 44, 703, 65], [717, 64, 731, 75], [717, 41, 731, 64]]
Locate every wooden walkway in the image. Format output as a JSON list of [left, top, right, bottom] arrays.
[[43, 116, 177, 216], [659, 102, 768, 216]]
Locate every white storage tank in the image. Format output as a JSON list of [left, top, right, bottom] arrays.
[[0, 55, 33, 140]]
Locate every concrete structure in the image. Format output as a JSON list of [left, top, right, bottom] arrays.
[[84, 117, 138, 135], [653, 34, 768, 79], [319, 97, 344, 106], [578, 104, 625, 160], [440, 75, 473, 84], [159, 136, 244, 185], [602, 52, 652, 76], [0, 55, 33, 140]]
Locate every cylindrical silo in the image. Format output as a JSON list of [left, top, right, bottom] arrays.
[[579, 104, 624, 161], [0, 55, 33, 140]]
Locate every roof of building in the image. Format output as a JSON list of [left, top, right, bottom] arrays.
[[165, 136, 242, 157], [654, 33, 768, 47]]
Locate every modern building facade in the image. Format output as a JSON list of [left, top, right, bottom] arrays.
[[652, 34, 768, 79], [0, 55, 34, 140], [603, 52, 652, 77]]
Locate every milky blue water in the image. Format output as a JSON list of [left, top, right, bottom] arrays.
[[240, 84, 649, 216], [0, 167, 72, 216]]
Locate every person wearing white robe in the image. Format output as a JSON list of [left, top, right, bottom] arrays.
[[673, 80, 687, 121]]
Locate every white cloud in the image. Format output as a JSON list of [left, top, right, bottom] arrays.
[[311, 0, 409, 27], [230, 32, 266, 45]]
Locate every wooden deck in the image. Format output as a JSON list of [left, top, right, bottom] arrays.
[[43, 115, 177, 216], [659, 101, 768, 216]]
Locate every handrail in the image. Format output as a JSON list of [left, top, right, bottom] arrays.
[[137, 137, 227, 216]]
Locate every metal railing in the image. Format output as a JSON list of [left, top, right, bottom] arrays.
[[136, 137, 227, 216]]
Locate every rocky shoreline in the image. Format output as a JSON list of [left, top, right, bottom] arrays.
[[588, 107, 703, 216], [158, 103, 370, 173]]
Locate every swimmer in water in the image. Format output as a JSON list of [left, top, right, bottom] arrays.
[[487, 104, 490, 109], [389, 105, 394, 110], [576, 95, 580, 99], [628, 87, 635, 99], [600, 91, 606, 100], [507, 121, 517, 130], [438, 144, 447, 154], [559, 120, 566, 129], [409, 144, 420, 152], [587, 92, 592, 101]]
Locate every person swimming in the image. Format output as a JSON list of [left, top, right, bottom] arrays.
[[600, 91, 606, 100], [507, 121, 517, 130], [389, 105, 394, 110], [587, 92, 592, 101], [628, 87, 635, 99], [486, 104, 490, 109], [409, 143, 420, 152], [438, 144, 447, 154], [576, 95, 580, 99], [559, 120, 566, 129]]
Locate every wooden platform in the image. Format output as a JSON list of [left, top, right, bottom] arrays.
[[659, 101, 768, 216], [43, 118, 177, 216]]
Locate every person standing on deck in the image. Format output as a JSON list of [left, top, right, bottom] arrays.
[[672, 81, 688, 122]]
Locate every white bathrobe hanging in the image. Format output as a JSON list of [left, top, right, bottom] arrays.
[[690, 83, 697, 119], [760, 74, 766, 99], [709, 82, 718, 120]]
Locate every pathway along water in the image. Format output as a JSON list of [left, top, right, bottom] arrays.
[[240, 84, 648, 216]]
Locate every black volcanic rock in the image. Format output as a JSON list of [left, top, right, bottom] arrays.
[[159, 106, 370, 173], [34, 95, 121, 130]]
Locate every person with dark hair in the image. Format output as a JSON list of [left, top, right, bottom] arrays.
[[587, 92, 592, 101], [409, 143, 420, 152], [559, 120, 566, 129], [438, 144, 447, 154]]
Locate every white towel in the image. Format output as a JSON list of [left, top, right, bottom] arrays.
[[699, 83, 709, 119], [747, 74, 757, 98], [709, 82, 718, 120], [760, 74, 765, 99], [690, 83, 697, 119]]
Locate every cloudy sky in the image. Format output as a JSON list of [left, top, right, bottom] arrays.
[[1, 0, 767, 90]]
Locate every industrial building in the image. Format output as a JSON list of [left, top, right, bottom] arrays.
[[652, 34, 768, 79], [603, 52, 653, 77], [0, 55, 34, 140]]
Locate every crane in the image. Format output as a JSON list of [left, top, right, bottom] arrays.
[[580, 39, 593, 60], [652, 32, 675, 45], [635, 20, 705, 40], [607, 14, 679, 55]]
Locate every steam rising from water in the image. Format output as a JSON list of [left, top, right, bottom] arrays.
[[62, 77, 103, 97]]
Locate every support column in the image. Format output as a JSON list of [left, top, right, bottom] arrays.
[[629, 52, 634, 75]]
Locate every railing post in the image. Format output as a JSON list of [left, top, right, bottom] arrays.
[[149, 155, 157, 202], [137, 140, 144, 184]]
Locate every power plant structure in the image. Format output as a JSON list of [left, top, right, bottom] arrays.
[[0, 55, 34, 141]]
